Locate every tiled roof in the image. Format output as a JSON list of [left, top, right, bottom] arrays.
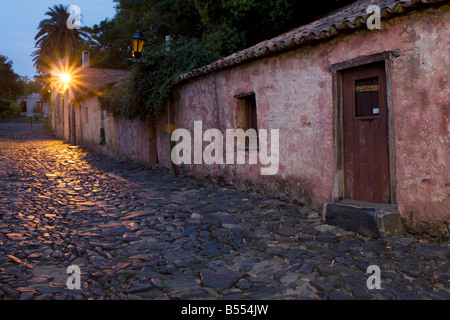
[[74, 68, 131, 99], [178, 0, 449, 82]]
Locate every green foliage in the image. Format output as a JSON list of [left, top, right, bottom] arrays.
[[195, 0, 359, 57], [29, 0, 359, 122], [88, 0, 358, 67], [9, 101, 21, 115], [114, 0, 203, 41], [18, 76, 44, 97], [0, 55, 23, 101], [199, 23, 246, 57], [98, 0, 358, 120], [0, 55, 23, 120], [33, 4, 90, 75], [100, 38, 218, 120], [85, 0, 203, 70], [34, 74, 52, 103], [83, 17, 133, 70], [0, 99, 20, 120]]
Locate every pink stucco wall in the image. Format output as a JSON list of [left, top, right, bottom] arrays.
[[171, 48, 335, 206], [169, 5, 450, 236], [50, 5, 449, 238], [114, 117, 158, 164], [154, 109, 171, 168], [388, 9, 449, 235], [69, 95, 159, 165]]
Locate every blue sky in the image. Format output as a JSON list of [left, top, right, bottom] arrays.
[[0, 0, 117, 78]]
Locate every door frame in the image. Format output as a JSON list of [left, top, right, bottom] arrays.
[[327, 50, 400, 204]]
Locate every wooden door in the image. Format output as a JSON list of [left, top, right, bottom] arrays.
[[342, 62, 390, 203]]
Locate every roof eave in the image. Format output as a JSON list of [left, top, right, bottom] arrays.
[[177, 0, 449, 84]]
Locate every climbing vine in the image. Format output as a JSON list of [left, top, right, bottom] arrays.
[[100, 38, 218, 120]]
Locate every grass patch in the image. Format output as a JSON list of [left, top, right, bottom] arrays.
[[0, 115, 47, 124]]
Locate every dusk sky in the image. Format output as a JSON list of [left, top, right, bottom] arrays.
[[0, 0, 117, 79]]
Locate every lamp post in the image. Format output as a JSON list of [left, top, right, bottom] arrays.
[[131, 30, 146, 60]]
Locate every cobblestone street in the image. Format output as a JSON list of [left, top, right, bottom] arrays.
[[0, 123, 449, 300]]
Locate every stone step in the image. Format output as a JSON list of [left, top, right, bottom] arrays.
[[322, 202, 404, 238]]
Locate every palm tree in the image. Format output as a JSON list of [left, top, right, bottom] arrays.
[[32, 4, 90, 74]]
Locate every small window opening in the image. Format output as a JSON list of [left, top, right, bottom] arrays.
[[20, 101, 27, 113], [236, 93, 258, 151], [355, 77, 380, 117], [36, 101, 43, 113]]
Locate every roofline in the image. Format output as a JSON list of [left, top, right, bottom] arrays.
[[78, 67, 132, 77], [177, 0, 449, 84], [73, 68, 131, 101]]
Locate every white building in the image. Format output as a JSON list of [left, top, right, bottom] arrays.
[[17, 93, 49, 118]]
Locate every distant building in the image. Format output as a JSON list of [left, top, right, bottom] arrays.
[[17, 93, 49, 118]]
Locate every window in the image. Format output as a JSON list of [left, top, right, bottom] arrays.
[[99, 128, 106, 145], [36, 101, 43, 113], [355, 77, 380, 117], [20, 101, 27, 113], [236, 93, 258, 151], [245, 95, 257, 132]]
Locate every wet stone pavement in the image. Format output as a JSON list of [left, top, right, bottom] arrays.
[[0, 123, 449, 300]]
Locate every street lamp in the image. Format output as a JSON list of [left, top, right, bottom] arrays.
[[131, 30, 146, 59], [61, 73, 71, 85], [61, 73, 71, 93]]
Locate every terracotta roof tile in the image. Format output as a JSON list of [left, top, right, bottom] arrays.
[[74, 68, 131, 99], [179, 0, 449, 82]]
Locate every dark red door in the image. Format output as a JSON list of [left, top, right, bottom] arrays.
[[342, 62, 390, 203]]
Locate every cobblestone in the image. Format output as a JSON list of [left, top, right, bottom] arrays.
[[0, 123, 449, 300]]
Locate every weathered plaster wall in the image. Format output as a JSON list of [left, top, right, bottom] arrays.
[[73, 95, 158, 165], [49, 5, 449, 238], [172, 47, 335, 207], [114, 117, 158, 164], [155, 108, 171, 168], [387, 7, 450, 237], [76, 96, 103, 152], [50, 93, 71, 142], [172, 5, 450, 237], [49, 90, 61, 137]]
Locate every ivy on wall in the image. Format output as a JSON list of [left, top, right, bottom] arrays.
[[100, 38, 218, 120]]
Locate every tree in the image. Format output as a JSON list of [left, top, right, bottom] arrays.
[[194, 0, 359, 57], [98, 0, 360, 119], [83, 16, 133, 70], [87, 0, 359, 68], [0, 55, 23, 120], [18, 76, 44, 96], [100, 38, 218, 120], [0, 55, 22, 100], [0, 99, 21, 121], [33, 4, 91, 75], [85, 0, 204, 69], [114, 0, 203, 42]]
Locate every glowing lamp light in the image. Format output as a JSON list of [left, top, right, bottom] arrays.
[[58, 72, 72, 93], [49, 58, 82, 95], [61, 73, 71, 84], [131, 30, 146, 59]]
